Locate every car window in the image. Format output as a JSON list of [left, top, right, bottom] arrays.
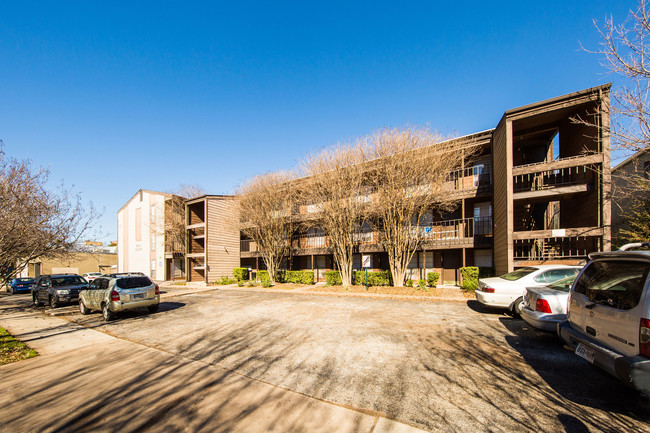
[[535, 268, 579, 284], [51, 276, 86, 286], [100, 279, 109, 290], [17, 278, 34, 283], [547, 275, 577, 292], [115, 277, 153, 289], [499, 267, 538, 281], [573, 260, 650, 310]]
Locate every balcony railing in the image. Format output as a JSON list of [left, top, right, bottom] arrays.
[[418, 216, 492, 244], [292, 233, 329, 249], [513, 165, 589, 192], [513, 236, 598, 260], [240, 239, 258, 252], [444, 164, 492, 194]]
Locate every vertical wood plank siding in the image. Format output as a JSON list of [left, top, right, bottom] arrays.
[[206, 198, 240, 282], [492, 119, 512, 274]]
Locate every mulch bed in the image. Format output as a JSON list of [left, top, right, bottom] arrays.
[[306, 285, 446, 296]]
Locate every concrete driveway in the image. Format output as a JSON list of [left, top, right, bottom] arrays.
[[2, 288, 649, 432]]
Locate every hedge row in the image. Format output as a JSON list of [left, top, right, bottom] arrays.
[[248, 269, 315, 285]]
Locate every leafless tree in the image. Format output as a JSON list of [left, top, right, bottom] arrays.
[[234, 171, 295, 284], [163, 184, 205, 254], [363, 127, 468, 286], [0, 144, 99, 285], [299, 140, 368, 286], [586, 0, 650, 240]]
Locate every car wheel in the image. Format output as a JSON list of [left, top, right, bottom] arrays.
[[10, 287, 14, 295], [511, 297, 524, 318], [79, 300, 91, 315], [49, 295, 59, 309], [33, 293, 41, 307], [102, 303, 115, 321], [147, 304, 159, 313]]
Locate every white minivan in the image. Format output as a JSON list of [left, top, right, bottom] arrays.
[[558, 243, 650, 395]]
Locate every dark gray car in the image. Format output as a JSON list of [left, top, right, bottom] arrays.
[[32, 274, 88, 308]]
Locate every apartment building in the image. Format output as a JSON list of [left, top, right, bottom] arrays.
[[185, 195, 240, 283], [611, 148, 650, 246], [117, 189, 185, 281], [240, 84, 612, 281]]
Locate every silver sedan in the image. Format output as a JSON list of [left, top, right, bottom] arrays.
[[520, 275, 576, 332]]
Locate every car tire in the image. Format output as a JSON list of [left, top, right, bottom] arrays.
[[33, 293, 41, 307], [511, 297, 524, 318], [49, 295, 59, 309], [79, 300, 91, 315], [147, 304, 159, 313], [10, 287, 14, 295], [102, 303, 115, 322]]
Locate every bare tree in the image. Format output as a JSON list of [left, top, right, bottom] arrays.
[[363, 127, 468, 286], [0, 144, 99, 285], [164, 184, 205, 254], [586, 1, 650, 240], [299, 140, 368, 286], [234, 171, 294, 284]]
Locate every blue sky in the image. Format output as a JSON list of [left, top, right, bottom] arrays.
[[0, 1, 633, 241]]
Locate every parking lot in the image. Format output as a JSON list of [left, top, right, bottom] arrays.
[[2, 288, 650, 432]]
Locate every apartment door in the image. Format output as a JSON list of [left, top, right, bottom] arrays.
[[442, 250, 460, 284]]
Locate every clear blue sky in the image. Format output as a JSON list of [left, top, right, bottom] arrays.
[[0, 1, 633, 242]]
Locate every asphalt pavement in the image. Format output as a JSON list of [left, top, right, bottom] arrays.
[[1, 288, 649, 432]]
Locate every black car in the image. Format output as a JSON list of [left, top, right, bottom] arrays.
[[32, 274, 88, 308]]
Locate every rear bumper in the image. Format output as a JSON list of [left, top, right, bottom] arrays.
[[558, 321, 650, 394], [110, 296, 159, 312], [520, 307, 565, 332], [474, 290, 511, 308]]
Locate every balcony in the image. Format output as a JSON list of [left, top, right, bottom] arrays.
[[514, 235, 600, 262], [512, 156, 599, 200], [292, 233, 329, 249], [240, 239, 258, 253], [418, 216, 493, 247], [443, 164, 492, 197]]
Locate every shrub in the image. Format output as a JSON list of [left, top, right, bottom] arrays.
[[237, 280, 244, 287], [246, 281, 256, 287], [427, 272, 440, 287], [460, 266, 479, 291], [418, 279, 426, 288], [325, 270, 342, 286], [478, 267, 495, 278], [233, 267, 249, 281], [218, 276, 236, 285], [261, 279, 271, 288], [258, 270, 270, 283], [354, 270, 392, 286], [284, 270, 315, 285], [405, 279, 413, 287]]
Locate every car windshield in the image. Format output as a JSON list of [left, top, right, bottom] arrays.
[[500, 267, 537, 281], [88, 273, 102, 276], [51, 276, 86, 286], [115, 276, 153, 289], [16, 278, 34, 283], [547, 275, 577, 292]]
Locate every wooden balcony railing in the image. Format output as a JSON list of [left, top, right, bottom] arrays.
[[513, 165, 590, 192], [513, 236, 598, 260]]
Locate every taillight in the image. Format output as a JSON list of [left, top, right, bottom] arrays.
[[535, 299, 552, 314], [482, 286, 495, 293], [155, 284, 159, 295], [640, 318, 650, 357], [110, 290, 120, 302]]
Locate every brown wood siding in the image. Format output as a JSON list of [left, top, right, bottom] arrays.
[[492, 119, 513, 274], [206, 198, 240, 282]]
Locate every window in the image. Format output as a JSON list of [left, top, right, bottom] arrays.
[[151, 233, 156, 251], [644, 160, 650, 180], [116, 276, 153, 289], [500, 267, 537, 281], [150, 204, 156, 224], [574, 260, 650, 310], [534, 268, 579, 284]]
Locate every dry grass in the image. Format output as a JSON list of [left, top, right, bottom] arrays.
[[0, 328, 38, 365]]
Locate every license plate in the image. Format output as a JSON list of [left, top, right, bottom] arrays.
[[575, 343, 595, 363], [132, 293, 145, 300]]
